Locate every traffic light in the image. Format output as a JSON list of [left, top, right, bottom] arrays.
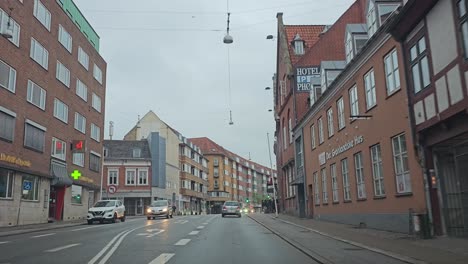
[[245, 198, 249, 203]]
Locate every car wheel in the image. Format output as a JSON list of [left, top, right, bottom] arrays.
[[147, 216, 151, 220], [238, 214, 242, 218], [121, 214, 126, 222], [112, 213, 117, 223], [222, 214, 225, 218], [166, 214, 169, 219], [153, 217, 156, 220], [87, 220, 93, 225]]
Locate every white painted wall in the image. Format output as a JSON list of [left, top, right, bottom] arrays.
[[427, 0, 457, 75], [63, 185, 89, 221]]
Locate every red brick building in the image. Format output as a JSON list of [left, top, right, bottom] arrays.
[[0, 0, 106, 226]]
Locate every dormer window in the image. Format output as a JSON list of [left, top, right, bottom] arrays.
[[367, 1, 377, 37], [366, 0, 400, 38], [345, 24, 369, 64], [133, 148, 141, 158], [345, 32, 354, 62], [292, 34, 305, 55]]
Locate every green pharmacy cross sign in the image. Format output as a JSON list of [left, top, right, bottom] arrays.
[[71, 170, 82, 180]]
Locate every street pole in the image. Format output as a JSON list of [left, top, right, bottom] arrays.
[[99, 146, 104, 201], [267, 132, 278, 217]]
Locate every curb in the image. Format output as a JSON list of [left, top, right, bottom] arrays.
[[271, 216, 427, 264], [0, 222, 86, 238], [248, 214, 333, 264]]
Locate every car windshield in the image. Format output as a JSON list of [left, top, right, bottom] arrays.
[[225, 202, 239, 206], [94, 201, 116, 207], [151, 201, 168, 207]]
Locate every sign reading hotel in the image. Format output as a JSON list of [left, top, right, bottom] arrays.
[[296, 66, 320, 92], [319, 136, 364, 165], [0, 153, 32, 167]]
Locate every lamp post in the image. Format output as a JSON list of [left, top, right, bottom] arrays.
[[267, 132, 278, 217]]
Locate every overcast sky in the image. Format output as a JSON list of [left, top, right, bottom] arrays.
[[74, 0, 355, 168]]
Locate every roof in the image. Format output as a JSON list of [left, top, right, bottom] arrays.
[[284, 25, 327, 65], [321, 60, 347, 70], [346, 23, 367, 34], [104, 140, 151, 159]]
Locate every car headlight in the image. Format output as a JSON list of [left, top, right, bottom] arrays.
[[162, 208, 168, 212], [105, 209, 113, 213], [147, 208, 152, 213]]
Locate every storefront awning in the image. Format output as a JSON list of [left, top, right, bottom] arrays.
[[51, 161, 72, 187]]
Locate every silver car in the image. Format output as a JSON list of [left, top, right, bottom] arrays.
[[146, 200, 173, 220], [221, 201, 241, 218]]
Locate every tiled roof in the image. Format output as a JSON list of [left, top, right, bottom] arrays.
[[104, 140, 151, 159], [285, 25, 327, 65]]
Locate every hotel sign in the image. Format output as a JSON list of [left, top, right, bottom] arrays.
[[318, 136, 364, 165], [0, 153, 32, 167], [296, 66, 320, 92]]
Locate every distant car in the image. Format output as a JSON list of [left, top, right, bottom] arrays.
[[146, 200, 173, 220], [87, 200, 126, 224], [221, 201, 241, 218]]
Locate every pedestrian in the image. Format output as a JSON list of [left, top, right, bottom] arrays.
[[172, 205, 176, 215]]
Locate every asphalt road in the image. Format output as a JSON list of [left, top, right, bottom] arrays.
[[0, 214, 317, 264]]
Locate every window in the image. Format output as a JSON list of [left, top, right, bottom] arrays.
[[321, 168, 328, 204], [392, 134, 411, 193], [349, 86, 359, 117], [459, 0, 468, 58], [345, 33, 354, 63], [91, 123, 100, 142], [367, 0, 377, 37], [318, 117, 324, 144], [133, 148, 141, 158], [0, 8, 20, 46], [214, 167, 219, 177], [371, 144, 385, 196], [288, 118, 293, 143], [310, 124, 316, 149], [331, 164, 338, 202], [384, 49, 400, 94], [27, 80, 46, 110], [0, 169, 14, 199], [364, 69, 376, 110], [24, 121, 45, 152], [138, 169, 148, 185], [71, 185, 82, 204], [108, 169, 118, 185], [93, 64, 103, 84], [21, 174, 39, 200], [76, 79, 87, 101], [294, 40, 304, 55], [0, 107, 15, 142], [33, 0, 51, 31], [73, 152, 84, 167], [283, 125, 287, 149], [30, 38, 49, 69], [409, 37, 430, 93], [78, 47, 89, 70], [327, 108, 334, 137], [74, 112, 86, 134], [90, 153, 101, 172], [0, 59, 17, 93], [313, 172, 320, 205], [58, 25, 72, 52], [354, 152, 366, 199], [53, 99, 68, 123], [341, 158, 351, 201], [378, 4, 399, 24], [56, 61, 70, 87], [51, 137, 66, 160], [295, 137, 303, 169], [337, 97, 345, 129]]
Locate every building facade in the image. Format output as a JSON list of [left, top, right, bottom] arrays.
[[0, 0, 106, 226], [102, 140, 152, 216], [390, 0, 468, 237]]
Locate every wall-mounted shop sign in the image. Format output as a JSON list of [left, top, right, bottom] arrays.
[[318, 136, 364, 165], [296, 66, 320, 92], [0, 153, 32, 167]]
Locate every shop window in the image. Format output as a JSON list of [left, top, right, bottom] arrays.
[[21, 174, 39, 201], [0, 169, 14, 199], [71, 185, 82, 204]]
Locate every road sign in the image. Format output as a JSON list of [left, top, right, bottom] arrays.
[[108, 185, 117, 194], [23, 181, 32, 191]]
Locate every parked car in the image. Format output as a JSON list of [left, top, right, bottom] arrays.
[[146, 200, 173, 219], [221, 201, 241, 218], [87, 200, 126, 224]]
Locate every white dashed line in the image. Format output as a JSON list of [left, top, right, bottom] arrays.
[[148, 253, 175, 264], [174, 239, 191, 246], [196, 226, 205, 229], [0, 241, 11, 244], [44, 243, 81, 252], [31, 233, 55, 238], [71, 226, 100, 232], [188, 231, 199, 235], [202, 222, 209, 225]]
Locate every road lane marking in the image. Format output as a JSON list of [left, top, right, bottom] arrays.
[[188, 231, 199, 235], [146, 228, 160, 232], [196, 226, 205, 229], [98, 228, 140, 264], [174, 239, 190, 246], [202, 222, 209, 225], [148, 253, 175, 264], [44, 243, 81, 252], [88, 229, 128, 264], [72, 226, 100, 232], [146, 230, 164, 238], [31, 233, 55, 238], [0, 241, 11, 244]]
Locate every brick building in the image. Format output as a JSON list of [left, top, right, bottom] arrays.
[[0, 0, 106, 226]]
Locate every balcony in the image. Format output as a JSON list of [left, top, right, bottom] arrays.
[[180, 172, 209, 185], [180, 188, 206, 199]]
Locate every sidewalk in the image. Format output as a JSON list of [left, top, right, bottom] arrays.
[[249, 213, 468, 264]]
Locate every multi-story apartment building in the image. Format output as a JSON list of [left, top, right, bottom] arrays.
[[274, 1, 366, 217], [389, 0, 468, 237], [179, 137, 208, 215], [0, 0, 106, 226], [190, 137, 277, 214], [102, 140, 152, 216]]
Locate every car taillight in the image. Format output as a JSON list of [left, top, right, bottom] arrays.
[[237, 206, 240, 210]]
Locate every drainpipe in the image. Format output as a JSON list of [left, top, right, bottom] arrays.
[[400, 40, 434, 237]]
